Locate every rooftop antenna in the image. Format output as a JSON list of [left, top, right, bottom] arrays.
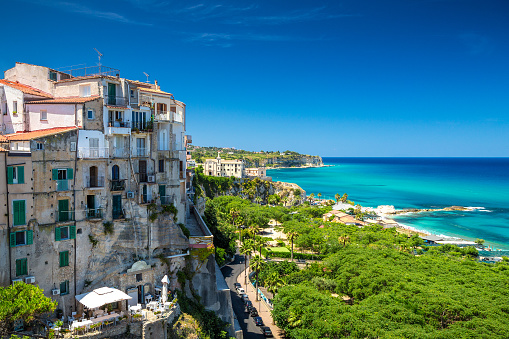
[[94, 48, 103, 67], [143, 72, 150, 83]]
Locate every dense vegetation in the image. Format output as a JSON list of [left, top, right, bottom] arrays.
[[188, 146, 316, 167], [203, 194, 509, 338]]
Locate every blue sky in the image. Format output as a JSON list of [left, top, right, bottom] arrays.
[[1, 0, 508, 156]]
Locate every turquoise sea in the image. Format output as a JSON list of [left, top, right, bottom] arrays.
[[267, 158, 509, 250]]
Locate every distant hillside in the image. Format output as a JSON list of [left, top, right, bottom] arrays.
[[188, 146, 323, 168]]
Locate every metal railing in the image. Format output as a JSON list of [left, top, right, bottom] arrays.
[[111, 148, 129, 158], [134, 148, 148, 157], [78, 147, 109, 159], [56, 180, 69, 191], [85, 176, 105, 188], [110, 179, 126, 191], [160, 195, 175, 205], [59, 65, 120, 78], [57, 210, 75, 222], [107, 120, 131, 128], [105, 96, 128, 106], [86, 208, 103, 219], [131, 121, 153, 132]]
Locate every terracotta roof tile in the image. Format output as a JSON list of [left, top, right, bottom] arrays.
[[0, 79, 53, 98], [106, 105, 129, 110], [0, 135, 7, 142], [27, 96, 100, 104], [138, 87, 173, 96], [0, 147, 8, 152], [5, 126, 77, 141]]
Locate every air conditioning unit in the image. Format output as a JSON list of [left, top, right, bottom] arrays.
[[12, 278, 23, 284], [52, 289, 60, 295], [25, 276, 35, 284], [127, 191, 135, 199], [147, 175, 155, 183]]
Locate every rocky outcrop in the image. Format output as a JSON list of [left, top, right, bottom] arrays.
[[244, 155, 323, 168]]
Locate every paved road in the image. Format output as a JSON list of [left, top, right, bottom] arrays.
[[221, 254, 268, 339]]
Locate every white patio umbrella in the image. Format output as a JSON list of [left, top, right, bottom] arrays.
[[75, 287, 132, 309], [161, 275, 169, 304]]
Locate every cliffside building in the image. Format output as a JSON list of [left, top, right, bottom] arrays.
[[0, 62, 192, 317], [204, 154, 244, 178]]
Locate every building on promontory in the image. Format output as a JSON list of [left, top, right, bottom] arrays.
[[204, 153, 244, 178]]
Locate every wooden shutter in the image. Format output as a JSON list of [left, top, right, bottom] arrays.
[[13, 201, 25, 226], [70, 225, 76, 239], [17, 166, 24, 184], [55, 227, 61, 241], [67, 168, 74, 180], [60, 251, 69, 267], [52, 169, 58, 180], [7, 166, 13, 184], [26, 230, 33, 245], [9, 232, 16, 247]]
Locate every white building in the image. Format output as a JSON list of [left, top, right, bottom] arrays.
[[204, 154, 244, 178]]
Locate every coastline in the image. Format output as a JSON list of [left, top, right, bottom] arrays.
[[269, 164, 334, 170]]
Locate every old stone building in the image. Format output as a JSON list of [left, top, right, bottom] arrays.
[[0, 62, 191, 317]]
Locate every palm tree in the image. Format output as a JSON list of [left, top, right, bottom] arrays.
[[254, 235, 269, 257], [338, 234, 350, 247], [287, 231, 299, 262], [317, 193, 322, 201], [248, 224, 260, 239], [230, 208, 240, 242], [240, 239, 254, 285], [281, 196, 289, 207], [335, 193, 341, 204], [265, 272, 286, 294], [250, 255, 265, 301], [341, 193, 348, 203], [309, 193, 315, 202]]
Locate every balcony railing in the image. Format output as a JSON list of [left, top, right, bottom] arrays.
[[160, 195, 175, 205], [56, 180, 69, 191], [86, 208, 103, 219], [110, 179, 126, 191], [60, 65, 120, 78], [131, 121, 153, 132], [78, 147, 109, 159], [105, 96, 128, 106], [85, 176, 105, 188], [107, 120, 130, 128], [152, 110, 183, 123], [139, 173, 148, 183], [111, 148, 129, 158], [57, 210, 75, 222], [134, 148, 148, 157]]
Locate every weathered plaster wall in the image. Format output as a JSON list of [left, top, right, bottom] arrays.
[[26, 103, 77, 131]]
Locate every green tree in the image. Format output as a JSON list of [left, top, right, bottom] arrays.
[[287, 231, 299, 262], [475, 238, 485, 247], [335, 193, 341, 204], [265, 272, 286, 294], [255, 196, 262, 205], [340, 193, 348, 203], [0, 283, 57, 336], [240, 239, 254, 285], [317, 193, 322, 200], [250, 255, 265, 301], [309, 193, 315, 202]]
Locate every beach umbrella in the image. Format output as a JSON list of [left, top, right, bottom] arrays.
[[161, 275, 169, 304], [75, 287, 131, 309]]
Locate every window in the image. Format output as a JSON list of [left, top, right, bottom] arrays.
[[70, 142, 76, 152], [59, 251, 69, 267], [79, 85, 91, 97], [136, 273, 142, 282], [10, 230, 33, 247], [159, 159, 164, 173], [13, 101, 17, 114], [16, 258, 28, 276], [60, 280, 69, 295], [13, 200, 26, 226], [40, 110, 47, 121], [55, 225, 76, 241], [49, 71, 57, 81], [2, 102, 6, 115], [7, 166, 24, 184], [87, 109, 94, 120], [36, 142, 44, 150], [52, 168, 73, 191]]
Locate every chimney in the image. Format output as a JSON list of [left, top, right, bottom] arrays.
[[154, 80, 160, 90]]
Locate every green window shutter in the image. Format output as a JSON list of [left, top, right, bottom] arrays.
[[55, 227, 61, 241], [9, 233, 16, 247], [67, 168, 74, 180], [16, 258, 27, 276], [7, 166, 13, 184], [18, 166, 24, 184], [70, 225, 76, 239], [26, 230, 33, 245], [59, 251, 69, 267], [13, 201, 26, 226], [65, 251, 69, 266], [52, 169, 58, 180]]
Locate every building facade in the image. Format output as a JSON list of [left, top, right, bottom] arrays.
[[0, 62, 191, 317], [204, 154, 244, 178]]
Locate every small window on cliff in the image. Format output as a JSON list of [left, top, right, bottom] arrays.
[[136, 273, 142, 282]]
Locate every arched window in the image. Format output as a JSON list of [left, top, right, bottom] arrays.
[[112, 165, 119, 181]]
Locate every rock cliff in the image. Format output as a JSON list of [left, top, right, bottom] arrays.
[[243, 155, 323, 168]]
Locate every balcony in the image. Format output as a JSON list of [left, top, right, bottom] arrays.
[[134, 148, 149, 157], [78, 147, 109, 159], [131, 121, 153, 133], [160, 195, 175, 205], [57, 210, 75, 223], [105, 121, 131, 136], [59, 65, 120, 78], [86, 208, 103, 219], [111, 148, 129, 158], [110, 179, 126, 191], [105, 96, 128, 107], [152, 110, 183, 124], [56, 180, 69, 191], [139, 173, 155, 183], [85, 176, 105, 188], [173, 112, 183, 123]]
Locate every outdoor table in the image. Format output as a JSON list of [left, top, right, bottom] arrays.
[[71, 319, 93, 330], [145, 294, 153, 303], [91, 313, 120, 325], [129, 305, 142, 313], [147, 301, 158, 311]]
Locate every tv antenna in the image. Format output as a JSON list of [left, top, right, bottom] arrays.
[[143, 72, 150, 83], [94, 48, 103, 67]]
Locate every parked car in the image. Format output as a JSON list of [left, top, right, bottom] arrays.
[[253, 316, 264, 326], [250, 308, 258, 317], [241, 294, 249, 303], [236, 287, 245, 295], [261, 326, 273, 337], [245, 301, 253, 312], [234, 283, 241, 289]]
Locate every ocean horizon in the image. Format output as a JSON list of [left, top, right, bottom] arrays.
[[267, 157, 509, 250]]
